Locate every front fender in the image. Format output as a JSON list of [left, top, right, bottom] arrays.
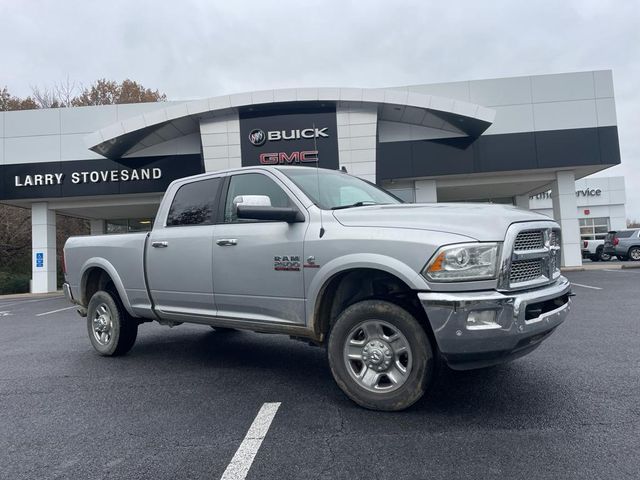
[[305, 253, 428, 330], [80, 257, 137, 317]]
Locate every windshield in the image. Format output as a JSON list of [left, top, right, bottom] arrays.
[[280, 167, 402, 210]]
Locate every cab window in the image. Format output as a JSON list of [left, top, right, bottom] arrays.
[[224, 173, 293, 223], [166, 178, 222, 226]]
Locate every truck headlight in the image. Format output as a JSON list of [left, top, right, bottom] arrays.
[[423, 243, 500, 282]]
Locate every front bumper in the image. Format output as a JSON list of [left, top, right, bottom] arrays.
[[419, 276, 572, 370]]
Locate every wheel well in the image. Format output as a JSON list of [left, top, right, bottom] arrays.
[[82, 268, 116, 306], [314, 268, 433, 342]]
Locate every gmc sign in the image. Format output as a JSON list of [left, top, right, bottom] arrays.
[[259, 151, 319, 165]]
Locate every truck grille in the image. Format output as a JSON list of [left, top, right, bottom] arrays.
[[510, 259, 543, 284], [514, 230, 544, 251], [500, 223, 562, 291]]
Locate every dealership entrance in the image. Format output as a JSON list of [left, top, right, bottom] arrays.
[[0, 70, 623, 292]]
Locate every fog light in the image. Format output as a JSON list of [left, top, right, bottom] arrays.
[[466, 310, 500, 330]]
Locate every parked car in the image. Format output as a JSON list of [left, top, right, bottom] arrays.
[[581, 239, 610, 261], [63, 166, 572, 411], [603, 229, 640, 261]]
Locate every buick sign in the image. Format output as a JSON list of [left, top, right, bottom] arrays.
[[249, 129, 266, 146]]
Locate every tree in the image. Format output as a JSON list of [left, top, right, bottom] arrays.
[[0, 87, 38, 111], [72, 78, 167, 106]]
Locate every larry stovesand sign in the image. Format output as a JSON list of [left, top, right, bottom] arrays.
[[13, 168, 162, 187], [0, 154, 204, 200]]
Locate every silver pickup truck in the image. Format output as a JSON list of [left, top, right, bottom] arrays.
[[63, 166, 572, 411]]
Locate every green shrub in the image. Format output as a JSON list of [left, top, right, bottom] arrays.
[[0, 271, 31, 295]]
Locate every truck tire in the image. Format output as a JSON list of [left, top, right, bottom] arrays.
[[87, 290, 138, 356], [328, 300, 434, 411], [597, 246, 611, 261], [629, 247, 640, 261]]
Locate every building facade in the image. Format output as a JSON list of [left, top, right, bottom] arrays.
[[0, 70, 623, 292]]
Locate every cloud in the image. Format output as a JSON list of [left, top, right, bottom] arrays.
[[1, 0, 638, 217]]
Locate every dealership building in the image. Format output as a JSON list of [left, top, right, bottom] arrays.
[[0, 70, 624, 292]]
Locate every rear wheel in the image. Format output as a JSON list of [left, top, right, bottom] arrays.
[[629, 247, 640, 261], [87, 290, 138, 356], [328, 300, 434, 411], [597, 247, 611, 262]]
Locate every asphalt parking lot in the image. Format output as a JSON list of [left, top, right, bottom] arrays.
[[1, 270, 639, 479]]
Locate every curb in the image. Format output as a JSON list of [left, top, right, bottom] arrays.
[[562, 263, 640, 272], [0, 291, 63, 300]]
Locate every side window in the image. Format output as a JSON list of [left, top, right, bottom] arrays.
[[224, 173, 293, 223], [166, 177, 222, 226]]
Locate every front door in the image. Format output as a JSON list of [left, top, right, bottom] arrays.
[[146, 176, 223, 319], [213, 171, 308, 325]]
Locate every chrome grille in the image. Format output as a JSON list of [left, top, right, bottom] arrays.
[[499, 223, 562, 291], [514, 230, 544, 251], [510, 259, 543, 284]]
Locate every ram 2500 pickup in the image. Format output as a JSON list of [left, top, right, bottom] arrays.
[[63, 166, 572, 411]]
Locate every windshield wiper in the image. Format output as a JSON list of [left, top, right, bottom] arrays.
[[331, 201, 381, 210]]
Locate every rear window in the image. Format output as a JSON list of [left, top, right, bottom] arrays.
[[167, 177, 222, 226], [616, 231, 635, 238]]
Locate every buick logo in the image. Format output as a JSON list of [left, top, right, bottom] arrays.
[[249, 129, 266, 146]]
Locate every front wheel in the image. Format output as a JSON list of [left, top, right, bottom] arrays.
[[328, 300, 434, 411], [87, 290, 138, 356]]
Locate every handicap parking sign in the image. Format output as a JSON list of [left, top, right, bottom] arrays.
[[35, 252, 44, 268]]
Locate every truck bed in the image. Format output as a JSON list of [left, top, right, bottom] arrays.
[[64, 233, 152, 317]]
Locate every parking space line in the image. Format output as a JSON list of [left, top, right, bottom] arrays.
[[0, 296, 64, 309], [571, 283, 602, 290], [220, 402, 281, 480], [36, 306, 77, 316]]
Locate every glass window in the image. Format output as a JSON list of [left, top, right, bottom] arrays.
[[579, 217, 610, 241], [281, 167, 401, 210], [167, 178, 222, 227], [106, 218, 153, 233], [106, 219, 128, 234], [224, 173, 293, 223], [616, 230, 634, 238]]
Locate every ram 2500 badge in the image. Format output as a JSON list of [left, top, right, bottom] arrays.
[[63, 166, 572, 411]]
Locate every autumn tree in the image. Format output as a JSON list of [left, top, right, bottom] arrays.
[[0, 87, 38, 111], [72, 78, 167, 106]]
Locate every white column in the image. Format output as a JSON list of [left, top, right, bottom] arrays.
[[336, 104, 378, 183], [200, 113, 241, 172], [514, 194, 529, 210], [551, 171, 581, 267], [31, 203, 57, 293], [90, 219, 105, 235], [415, 179, 437, 203]]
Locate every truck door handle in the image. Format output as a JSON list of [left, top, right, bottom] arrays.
[[216, 239, 237, 246], [151, 241, 168, 248]]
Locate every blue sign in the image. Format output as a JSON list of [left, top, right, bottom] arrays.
[[36, 252, 44, 268]]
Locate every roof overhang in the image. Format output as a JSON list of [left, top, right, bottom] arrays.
[[85, 88, 495, 159]]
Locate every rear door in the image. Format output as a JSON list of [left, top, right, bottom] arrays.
[[212, 171, 308, 325], [146, 177, 223, 319]]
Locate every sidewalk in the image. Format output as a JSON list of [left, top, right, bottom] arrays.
[[0, 291, 63, 300], [562, 262, 640, 272]]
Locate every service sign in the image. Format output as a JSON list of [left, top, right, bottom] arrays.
[[240, 104, 339, 170], [0, 154, 204, 200]]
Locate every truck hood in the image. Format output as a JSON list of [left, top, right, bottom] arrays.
[[332, 203, 553, 241]]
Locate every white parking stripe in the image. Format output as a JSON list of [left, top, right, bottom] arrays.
[[0, 296, 64, 309], [571, 283, 602, 290], [220, 402, 281, 480], [36, 306, 77, 316]]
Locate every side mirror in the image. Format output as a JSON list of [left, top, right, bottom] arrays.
[[234, 195, 304, 223]]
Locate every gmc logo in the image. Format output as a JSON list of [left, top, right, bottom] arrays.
[[259, 151, 319, 165]]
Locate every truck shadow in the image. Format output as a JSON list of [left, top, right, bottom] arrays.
[[124, 325, 575, 425]]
